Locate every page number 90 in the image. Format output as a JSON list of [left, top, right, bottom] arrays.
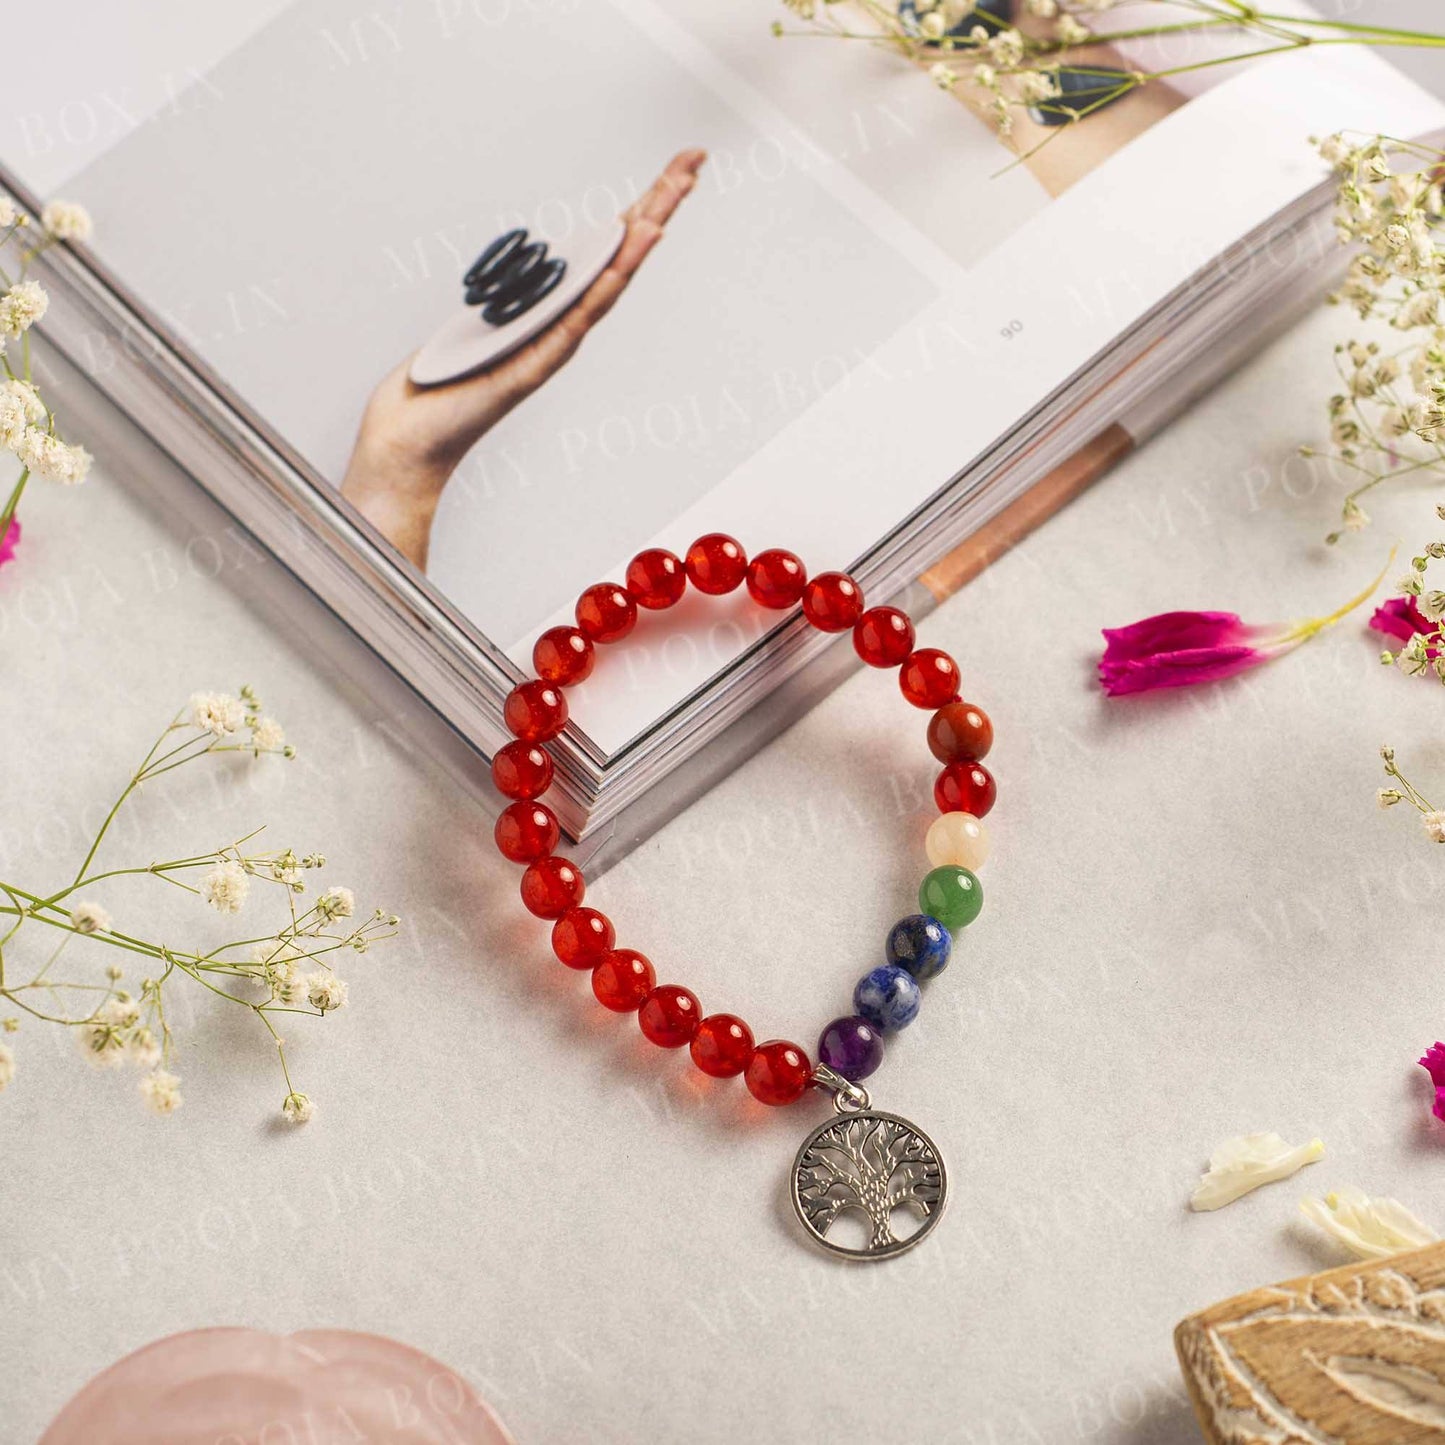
[[1000, 319, 1023, 338]]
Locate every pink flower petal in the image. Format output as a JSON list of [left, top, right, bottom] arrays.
[[40, 1327, 517, 1445], [1420, 1041, 1445, 1090], [1370, 595, 1431, 645], [1099, 642, 1270, 697], [1101, 610, 1263, 662], [0, 516, 20, 569], [1435, 1086, 1445, 1126]]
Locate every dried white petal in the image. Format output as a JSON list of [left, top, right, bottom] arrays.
[[1299, 1187, 1438, 1260], [1190, 1132, 1324, 1211]]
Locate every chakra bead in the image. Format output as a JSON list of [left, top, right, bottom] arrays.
[[690, 1013, 754, 1077], [853, 607, 915, 668], [490, 740, 553, 801], [592, 948, 655, 1012], [802, 571, 864, 632], [918, 865, 983, 931], [817, 1015, 885, 1082], [638, 984, 702, 1047], [926, 812, 990, 872], [551, 906, 614, 970], [520, 856, 585, 919], [575, 582, 637, 644], [885, 914, 951, 981], [934, 760, 996, 818], [533, 626, 594, 686], [900, 648, 961, 709], [626, 548, 687, 610], [685, 533, 747, 595], [493, 801, 559, 864], [853, 964, 921, 1033], [927, 700, 993, 763], [746, 548, 807, 609], [744, 1040, 812, 1106], [503, 680, 568, 742]]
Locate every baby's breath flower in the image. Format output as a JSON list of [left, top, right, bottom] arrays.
[[139, 1069, 183, 1116], [305, 972, 349, 1013], [99, 994, 139, 1029], [317, 885, 355, 920], [127, 1029, 161, 1068], [0, 1042, 14, 1091], [189, 691, 243, 737], [40, 199, 92, 241], [0, 280, 47, 337], [79, 1023, 125, 1069], [282, 1091, 315, 1123], [928, 61, 957, 90], [16, 429, 90, 485], [200, 861, 249, 915], [1423, 811, 1445, 843], [70, 899, 112, 935], [1378, 788, 1403, 807], [251, 717, 285, 751], [0, 195, 16, 228], [1054, 13, 1089, 43]]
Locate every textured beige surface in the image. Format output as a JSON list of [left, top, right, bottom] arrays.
[[6, 266, 1445, 1445]]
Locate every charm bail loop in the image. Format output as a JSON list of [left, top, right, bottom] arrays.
[[811, 1062, 871, 1114]]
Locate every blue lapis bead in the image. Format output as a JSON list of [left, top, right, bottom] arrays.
[[853, 965, 921, 1033], [885, 914, 951, 981]]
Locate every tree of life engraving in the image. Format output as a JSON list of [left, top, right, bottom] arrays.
[[795, 1113, 944, 1253]]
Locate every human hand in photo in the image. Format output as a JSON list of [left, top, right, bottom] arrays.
[[341, 148, 707, 570]]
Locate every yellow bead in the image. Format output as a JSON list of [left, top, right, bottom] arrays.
[[925, 811, 990, 871]]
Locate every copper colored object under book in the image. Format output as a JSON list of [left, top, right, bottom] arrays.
[[1175, 1240, 1445, 1443]]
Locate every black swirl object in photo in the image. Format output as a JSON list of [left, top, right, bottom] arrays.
[[1028, 66, 1130, 126], [897, 0, 1011, 40], [463, 229, 567, 327]]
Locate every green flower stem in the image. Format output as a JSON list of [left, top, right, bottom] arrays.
[[0, 469, 30, 541]]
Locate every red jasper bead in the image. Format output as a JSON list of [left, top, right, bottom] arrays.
[[533, 626, 594, 686], [900, 648, 961, 709], [802, 572, 864, 632], [935, 759, 996, 818], [551, 907, 615, 970], [746, 548, 807, 610], [520, 856, 585, 918], [491, 740, 553, 801], [575, 582, 637, 644], [626, 548, 687, 610], [744, 1040, 812, 1106], [493, 801, 559, 864], [684, 533, 747, 595], [504, 680, 568, 742], [853, 607, 915, 668], [592, 948, 655, 1012], [690, 1013, 755, 1078], [927, 701, 993, 763], [638, 985, 702, 1048]]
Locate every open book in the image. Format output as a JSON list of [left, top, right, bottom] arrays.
[[9, 0, 1444, 862]]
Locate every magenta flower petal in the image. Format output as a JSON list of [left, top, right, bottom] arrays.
[[0, 517, 19, 569], [1435, 1086, 1445, 1126], [1101, 610, 1263, 661], [1370, 596, 1431, 645], [1098, 609, 1283, 697], [1420, 1041, 1445, 1089]]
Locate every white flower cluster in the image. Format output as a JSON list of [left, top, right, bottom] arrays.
[[187, 686, 292, 756]]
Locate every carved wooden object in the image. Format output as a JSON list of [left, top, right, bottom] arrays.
[[1175, 1241, 1445, 1442]]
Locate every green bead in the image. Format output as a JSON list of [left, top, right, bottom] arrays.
[[918, 865, 983, 930]]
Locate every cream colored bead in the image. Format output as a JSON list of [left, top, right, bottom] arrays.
[[925, 811, 990, 870]]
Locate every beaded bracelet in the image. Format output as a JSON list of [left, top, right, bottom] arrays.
[[490, 534, 995, 1260]]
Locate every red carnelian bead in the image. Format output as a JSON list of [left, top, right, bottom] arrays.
[[802, 572, 864, 632], [746, 549, 807, 610], [900, 648, 961, 709], [592, 948, 655, 1012], [853, 606, 915, 668], [744, 1040, 813, 1106], [491, 740, 553, 801], [504, 680, 568, 742], [533, 626, 594, 686], [927, 700, 993, 763], [690, 1013, 755, 1078], [684, 533, 747, 595], [638, 985, 702, 1048], [551, 907, 615, 970], [934, 759, 996, 818], [575, 583, 637, 644], [493, 801, 559, 863], [520, 856, 585, 918], [626, 549, 687, 610]]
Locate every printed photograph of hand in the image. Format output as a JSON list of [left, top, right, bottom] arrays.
[[341, 148, 707, 570]]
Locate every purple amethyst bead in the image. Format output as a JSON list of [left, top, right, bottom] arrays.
[[818, 1014, 885, 1082]]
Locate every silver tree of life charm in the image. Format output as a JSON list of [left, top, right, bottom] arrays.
[[790, 1066, 947, 1260]]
